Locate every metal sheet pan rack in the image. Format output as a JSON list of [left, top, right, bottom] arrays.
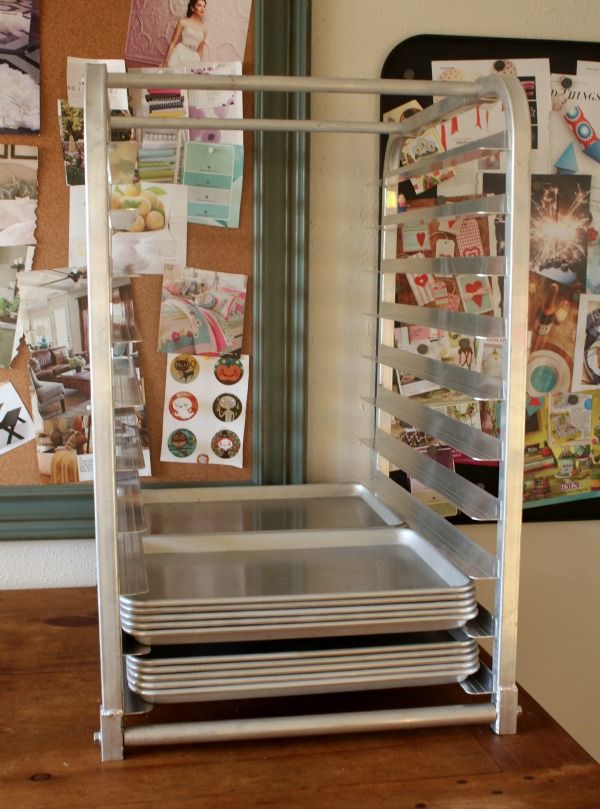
[[84, 64, 530, 760]]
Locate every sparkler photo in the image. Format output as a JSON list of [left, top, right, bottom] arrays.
[[529, 175, 591, 288]]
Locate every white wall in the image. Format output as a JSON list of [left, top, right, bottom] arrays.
[[0, 539, 96, 589], [464, 521, 600, 763], [309, 0, 600, 762]]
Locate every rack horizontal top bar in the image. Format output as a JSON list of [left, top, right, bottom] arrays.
[[106, 72, 496, 99], [111, 116, 428, 135], [105, 72, 508, 136]]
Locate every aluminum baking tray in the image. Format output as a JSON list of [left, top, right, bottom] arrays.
[[121, 527, 474, 610], [121, 597, 476, 627], [120, 601, 477, 630], [119, 594, 477, 622], [127, 631, 477, 666], [127, 648, 480, 683], [120, 587, 474, 615], [126, 662, 481, 703], [121, 608, 479, 645], [127, 654, 479, 681], [141, 483, 402, 536], [127, 655, 481, 689]]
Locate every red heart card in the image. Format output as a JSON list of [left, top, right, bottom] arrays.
[[465, 280, 484, 307]]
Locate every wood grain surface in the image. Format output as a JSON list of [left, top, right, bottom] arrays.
[[1, 587, 599, 808]]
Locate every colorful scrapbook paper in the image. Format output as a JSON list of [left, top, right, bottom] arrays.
[[0, 380, 35, 455], [394, 324, 482, 398], [0, 0, 39, 133], [161, 353, 249, 467], [456, 217, 485, 257], [158, 264, 247, 355]]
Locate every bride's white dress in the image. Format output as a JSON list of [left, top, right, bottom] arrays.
[[167, 26, 205, 67], [0, 63, 40, 131]]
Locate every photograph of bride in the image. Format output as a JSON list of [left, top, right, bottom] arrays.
[[124, 0, 251, 69], [162, 0, 208, 68]]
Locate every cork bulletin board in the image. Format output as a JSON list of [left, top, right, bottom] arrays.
[[0, 0, 255, 487]]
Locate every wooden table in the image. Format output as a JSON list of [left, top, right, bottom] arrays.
[[55, 369, 91, 398], [1, 587, 599, 809]]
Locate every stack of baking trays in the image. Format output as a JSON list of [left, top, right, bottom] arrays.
[[120, 521, 481, 704], [125, 632, 480, 703]]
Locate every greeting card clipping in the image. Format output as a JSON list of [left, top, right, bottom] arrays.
[[161, 353, 249, 467]]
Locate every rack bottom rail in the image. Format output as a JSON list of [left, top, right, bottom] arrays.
[[118, 702, 500, 748]]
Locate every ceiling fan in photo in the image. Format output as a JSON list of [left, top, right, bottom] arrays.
[[9, 257, 26, 272], [36, 267, 87, 287]]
